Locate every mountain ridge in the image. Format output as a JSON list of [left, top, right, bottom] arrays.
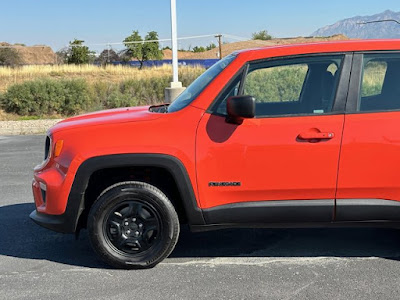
[[312, 10, 400, 39]]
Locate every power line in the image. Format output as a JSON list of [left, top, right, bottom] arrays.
[[83, 34, 224, 46], [0, 33, 250, 49], [357, 19, 400, 25]]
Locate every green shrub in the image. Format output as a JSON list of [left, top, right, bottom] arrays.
[[1, 79, 90, 116], [61, 79, 91, 115], [0, 71, 202, 117]]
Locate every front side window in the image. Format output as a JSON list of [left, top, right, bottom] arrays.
[[359, 53, 400, 112], [243, 63, 308, 104], [167, 54, 236, 113], [213, 55, 344, 117]]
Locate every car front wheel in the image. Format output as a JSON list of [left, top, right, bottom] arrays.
[[87, 181, 180, 269]]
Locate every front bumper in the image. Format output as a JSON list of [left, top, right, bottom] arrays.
[[29, 209, 76, 233], [31, 162, 82, 234]]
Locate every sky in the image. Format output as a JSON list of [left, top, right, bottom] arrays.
[[1, 0, 400, 53]]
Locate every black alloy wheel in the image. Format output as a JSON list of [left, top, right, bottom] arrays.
[[104, 201, 161, 255]]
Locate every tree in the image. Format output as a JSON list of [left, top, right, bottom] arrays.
[[0, 48, 22, 66], [55, 48, 69, 64], [67, 39, 95, 64], [123, 30, 163, 69], [206, 43, 217, 50], [252, 30, 272, 40], [96, 49, 120, 65], [192, 46, 206, 53]]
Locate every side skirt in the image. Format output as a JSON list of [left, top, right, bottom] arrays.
[[190, 221, 400, 232], [202, 200, 334, 224], [192, 198, 400, 232], [336, 199, 400, 221]]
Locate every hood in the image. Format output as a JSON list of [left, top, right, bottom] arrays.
[[50, 106, 162, 133]]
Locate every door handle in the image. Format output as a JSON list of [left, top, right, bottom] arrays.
[[298, 131, 334, 140]]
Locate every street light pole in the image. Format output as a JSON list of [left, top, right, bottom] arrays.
[[165, 0, 186, 103], [171, 0, 178, 82]]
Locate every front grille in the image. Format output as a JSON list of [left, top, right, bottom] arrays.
[[44, 136, 50, 161]]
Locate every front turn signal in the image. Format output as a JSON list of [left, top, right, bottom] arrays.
[[54, 140, 64, 157]]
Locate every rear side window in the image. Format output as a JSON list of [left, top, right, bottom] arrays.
[[359, 53, 400, 112]]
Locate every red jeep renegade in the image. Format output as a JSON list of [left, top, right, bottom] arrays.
[[31, 40, 400, 269]]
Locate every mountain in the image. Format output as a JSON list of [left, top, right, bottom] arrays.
[[312, 10, 400, 39]]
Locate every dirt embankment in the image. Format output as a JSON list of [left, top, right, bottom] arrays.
[[163, 34, 349, 59], [0, 42, 56, 65]]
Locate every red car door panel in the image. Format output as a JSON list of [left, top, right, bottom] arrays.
[[196, 113, 344, 209]]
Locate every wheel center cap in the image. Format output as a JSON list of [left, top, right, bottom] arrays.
[[129, 223, 138, 230]]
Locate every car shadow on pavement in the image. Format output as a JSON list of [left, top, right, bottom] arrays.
[[2, 203, 400, 268]]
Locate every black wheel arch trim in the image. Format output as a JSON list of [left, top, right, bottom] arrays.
[[31, 154, 205, 234]]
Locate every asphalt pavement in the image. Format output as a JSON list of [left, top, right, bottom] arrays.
[[1, 135, 400, 300]]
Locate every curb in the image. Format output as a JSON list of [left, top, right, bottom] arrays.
[[0, 119, 63, 135]]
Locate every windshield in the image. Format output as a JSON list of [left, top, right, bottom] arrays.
[[168, 54, 237, 113]]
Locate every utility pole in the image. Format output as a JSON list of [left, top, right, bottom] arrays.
[[215, 34, 222, 59], [164, 0, 186, 103]]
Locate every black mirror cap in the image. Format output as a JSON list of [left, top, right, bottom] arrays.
[[226, 95, 255, 124]]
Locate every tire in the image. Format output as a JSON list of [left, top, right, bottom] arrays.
[[87, 181, 180, 269]]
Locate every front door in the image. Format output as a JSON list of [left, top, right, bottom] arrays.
[[196, 54, 351, 224]]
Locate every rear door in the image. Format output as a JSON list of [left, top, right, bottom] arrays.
[[336, 52, 400, 221], [196, 54, 352, 224]]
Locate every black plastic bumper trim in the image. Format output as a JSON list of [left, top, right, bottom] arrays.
[[29, 210, 76, 233]]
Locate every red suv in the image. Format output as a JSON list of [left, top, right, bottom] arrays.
[[31, 40, 400, 269]]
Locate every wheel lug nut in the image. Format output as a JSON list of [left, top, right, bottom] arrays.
[[134, 231, 140, 237], [138, 223, 143, 228], [132, 218, 136, 222], [124, 221, 129, 226], [126, 230, 131, 234]]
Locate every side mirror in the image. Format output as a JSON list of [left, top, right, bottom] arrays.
[[226, 95, 255, 124]]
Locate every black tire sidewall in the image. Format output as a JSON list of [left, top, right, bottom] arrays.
[[88, 182, 179, 269]]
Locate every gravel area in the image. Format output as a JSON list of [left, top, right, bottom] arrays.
[[0, 119, 63, 135]]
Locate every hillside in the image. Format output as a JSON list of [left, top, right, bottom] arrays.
[[312, 10, 400, 39], [163, 35, 349, 59], [0, 42, 56, 64]]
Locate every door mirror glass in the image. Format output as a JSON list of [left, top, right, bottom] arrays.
[[226, 95, 255, 124]]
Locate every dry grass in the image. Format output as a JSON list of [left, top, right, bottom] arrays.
[[0, 109, 18, 121], [0, 64, 205, 93]]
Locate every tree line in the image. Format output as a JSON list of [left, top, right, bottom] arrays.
[[0, 30, 272, 67]]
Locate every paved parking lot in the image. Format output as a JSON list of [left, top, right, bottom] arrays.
[[1, 135, 400, 300]]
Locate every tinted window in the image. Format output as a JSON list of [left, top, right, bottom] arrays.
[[359, 54, 400, 112], [213, 55, 344, 117]]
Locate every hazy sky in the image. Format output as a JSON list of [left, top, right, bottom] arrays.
[[1, 0, 399, 52]]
